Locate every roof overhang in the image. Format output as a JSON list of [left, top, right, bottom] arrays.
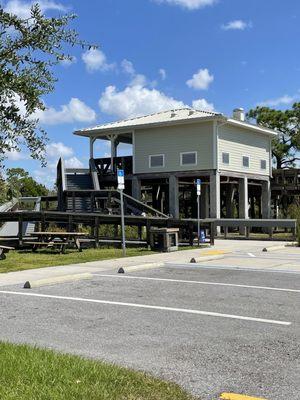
[[74, 114, 278, 140], [74, 115, 225, 139], [226, 118, 278, 137]]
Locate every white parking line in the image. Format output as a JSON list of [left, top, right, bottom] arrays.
[[93, 274, 300, 294], [165, 264, 300, 274], [247, 253, 256, 258], [0, 290, 291, 326]]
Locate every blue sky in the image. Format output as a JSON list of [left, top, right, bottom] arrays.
[[3, 0, 300, 186]]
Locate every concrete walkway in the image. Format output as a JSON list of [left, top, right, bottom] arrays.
[[0, 239, 298, 287]]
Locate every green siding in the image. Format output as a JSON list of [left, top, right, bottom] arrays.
[[218, 124, 270, 176], [134, 122, 214, 173]]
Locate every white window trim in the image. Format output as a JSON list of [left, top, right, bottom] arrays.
[[260, 159, 267, 170], [180, 151, 197, 166], [242, 155, 250, 168], [222, 152, 230, 165], [149, 154, 165, 168]]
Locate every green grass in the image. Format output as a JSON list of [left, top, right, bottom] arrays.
[[0, 247, 154, 274], [0, 342, 196, 400]]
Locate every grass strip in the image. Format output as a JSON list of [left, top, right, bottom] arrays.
[[0, 247, 153, 273], [0, 342, 196, 400]]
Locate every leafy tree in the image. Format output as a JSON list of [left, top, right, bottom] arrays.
[[6, 167, 48, 199], [0, 174, 7, 205], [247, 103, 300, 169], [0, 4, 94, 166]]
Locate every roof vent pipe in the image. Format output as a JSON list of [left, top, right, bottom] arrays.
[[188, 110, 195, 116], [233, 108, 245, 122]]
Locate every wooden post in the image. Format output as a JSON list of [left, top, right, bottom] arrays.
[[292, 226, 297, 240], [246, 226, 250, 239], [18, 215, 23, 246], [188, 221, 194, 246], [138, 225, 143, 241], [210, 222, 215, 246], [95, 217, 99, 248], [68, 215, 73, 232], [269, 227, 273, 239], [146, 220, 151, 249], [114, 225, 118, 238], [41, 213, 46, 232], [224, 226, 228, 239], [91, 193, 95, 213], [72, 192, 75, 212]]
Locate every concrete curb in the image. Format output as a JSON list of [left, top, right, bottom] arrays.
[[124, 263, 165, 272], [262, 242, 297, 252], [23, 273, 93, 288], [190, 255, 225, 263]]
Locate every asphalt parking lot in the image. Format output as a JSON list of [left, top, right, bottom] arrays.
[[0, 263, 300, 400]]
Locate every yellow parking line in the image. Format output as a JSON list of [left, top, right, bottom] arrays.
[[220, 393, 267, 400], [200, 249, 230, 256]]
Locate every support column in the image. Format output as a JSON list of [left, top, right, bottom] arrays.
[[108, 134, 118, 172], [209, 172, 220, 218], [89, 137, 96, 159], [131, 176, 141, 201], [239, 177, 249, 235], [200, 184, 209, 218], [169, 175, 179, 218], [261, 180, 271, 219], [225, 183, 235, 218]]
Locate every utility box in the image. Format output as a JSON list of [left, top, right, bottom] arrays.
[[149, 227, 179, 252]]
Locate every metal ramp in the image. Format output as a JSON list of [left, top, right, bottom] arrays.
[[0, 197, 41, 238]]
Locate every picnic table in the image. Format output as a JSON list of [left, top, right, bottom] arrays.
[[0, 245, 15, 260], [28, 232, 87, 253]]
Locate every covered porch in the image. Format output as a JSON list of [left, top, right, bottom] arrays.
[[88, 130, 133, 175]]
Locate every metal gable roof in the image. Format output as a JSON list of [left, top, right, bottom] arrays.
[[74, 107, 278, 138], [74, 108, 222, 137]]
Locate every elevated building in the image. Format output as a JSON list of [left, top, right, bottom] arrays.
[[70, 107, 277, 219]]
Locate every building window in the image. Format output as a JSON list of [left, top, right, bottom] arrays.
[[222, 152, 230, 165], [180, 151, 197, 166], [242, 156, 250, 168], [149, 154, 165, 168], [261, 159, 267, 170]]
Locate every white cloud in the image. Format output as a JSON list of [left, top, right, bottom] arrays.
[[192, 98, 215, 112], [4, 148, 28, 161], [159, 68, 167, 80], [3, 93, 96, 126], [4, 0, 67, 18], [154, 0, 217, 10], [257, 94, 300, 107], [121, 59, 147, 87], [186, 68, 214, 90], [129, 73, 147, 87], [64, 157, 84, 168], [99, 85, 185, 119], [82, 48, 115, 73], [46, 142, 73, 158], [33, 143, 84, 186], [222, 20, 252, 31], [99, 63, 215, 120], [36, 98, 96, 125], [121, 59, 135, 75]]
